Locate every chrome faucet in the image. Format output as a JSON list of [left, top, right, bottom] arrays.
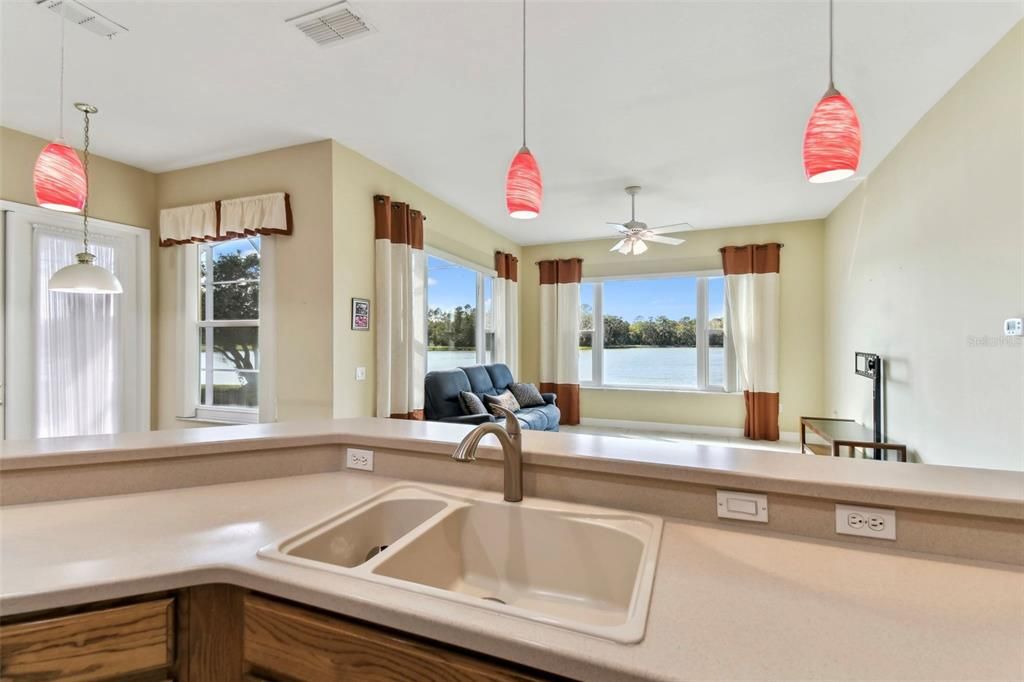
[[451, 405, 523, 502]]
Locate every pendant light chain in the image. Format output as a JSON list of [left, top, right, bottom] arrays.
[[828, 0, 834, 88], [58, 0, 67, 139], [81, 107, 91, 252], [521, 0, 527, 148]]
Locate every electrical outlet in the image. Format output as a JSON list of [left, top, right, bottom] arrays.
[[836, 504, 895, 540], [346, 448, 374, 471]]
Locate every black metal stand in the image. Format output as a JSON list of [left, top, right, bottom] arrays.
[[855, 352, 883, 460]]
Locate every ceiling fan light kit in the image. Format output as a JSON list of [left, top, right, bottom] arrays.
[[505, 0, 542, 220], [606, 186, 691, 256], [803, 0, 861, 183]]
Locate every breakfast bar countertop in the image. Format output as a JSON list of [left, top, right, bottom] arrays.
[[2, 471, 1021, 682], [2, 417, 1023, 520]]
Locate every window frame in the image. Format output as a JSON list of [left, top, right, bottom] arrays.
[[178, 236, 276, 425], [580, 270, 737, 394], [425, 247, 496, 368]]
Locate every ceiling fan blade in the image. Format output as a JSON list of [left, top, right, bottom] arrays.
[[647, 223, 694, 234], [645, 235, 686, 246], [610, 239, 627, 252]]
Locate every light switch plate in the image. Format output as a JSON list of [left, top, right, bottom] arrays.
[[716, 490, 768, 522], [346, 448, 373, 471], [355, 366, 367, 381]]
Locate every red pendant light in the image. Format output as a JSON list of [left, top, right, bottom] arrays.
[[506, 146, 542, 219], [505, 0, 542, 219], [34, 0, 88, 213], [34, 140, 87, 212], [802, 0, 861, 183]]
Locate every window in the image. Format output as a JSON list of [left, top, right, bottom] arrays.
[[196, 237, 262, 422], [579, 272, 734, 392], [426, 252, 495, 372]]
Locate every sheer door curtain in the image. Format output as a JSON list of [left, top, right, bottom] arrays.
[[36, 230, 121, 437]]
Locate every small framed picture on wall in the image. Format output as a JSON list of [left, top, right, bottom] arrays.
[[351, 298, 370, 331]]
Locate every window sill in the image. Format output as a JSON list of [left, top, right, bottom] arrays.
[[176, 416, 257, 426], [580, 384, 741, 396]]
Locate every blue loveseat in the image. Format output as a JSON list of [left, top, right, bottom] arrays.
[[424, 363, 560, 431]]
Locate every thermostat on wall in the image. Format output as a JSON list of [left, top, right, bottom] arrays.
[[1006, 318, 1023, 337]]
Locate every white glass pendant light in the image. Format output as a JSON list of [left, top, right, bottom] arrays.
[[48, 103, 123, 295]]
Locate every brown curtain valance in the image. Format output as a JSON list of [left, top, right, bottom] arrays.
[[538, 258, 583, 285], [720, 243, 783, 275], [495, 251, 519, 282], [159, 192, 292, 247], [374, 194, 425, 248]]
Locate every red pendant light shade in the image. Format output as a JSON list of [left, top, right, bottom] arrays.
[[33, 141, 87, 213], [803, 89, 861, 183], [506, 146, 542, 219]]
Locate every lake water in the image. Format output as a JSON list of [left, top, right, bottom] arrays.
[[427, 347, 725, 387]]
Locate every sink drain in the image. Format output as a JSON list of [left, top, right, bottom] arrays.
[[481, 596, 507, 605], [364, 544, 388, 561]]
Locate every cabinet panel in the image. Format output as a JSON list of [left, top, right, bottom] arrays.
[[243, 594, 549, 682], [0, 598, 173, 681]]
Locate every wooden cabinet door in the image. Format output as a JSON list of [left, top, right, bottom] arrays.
[[0, 598, 174, 682], [243, 594, 554, 682]]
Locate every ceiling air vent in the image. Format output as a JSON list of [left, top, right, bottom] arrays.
[[286, 1, 376, 47], [36, 0, 128, 40]]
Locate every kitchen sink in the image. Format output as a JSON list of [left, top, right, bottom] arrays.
[[259, 483, 663, 643]]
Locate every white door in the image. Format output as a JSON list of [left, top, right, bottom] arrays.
[[3, 201, 150, 440]]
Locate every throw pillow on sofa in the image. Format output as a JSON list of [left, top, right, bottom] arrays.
[[509, 382, 545, 407], [459, 391, 487, 416], [483, 390, 521, 417]]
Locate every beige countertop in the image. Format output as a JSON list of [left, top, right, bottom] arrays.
[[2, 418, 1022, 519], [1, 471, 1021, 681]]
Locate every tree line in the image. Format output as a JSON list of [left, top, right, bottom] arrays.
[[580, 305, 724, 348], [427, 304, 724, 350], [428, 305, 477, 349]]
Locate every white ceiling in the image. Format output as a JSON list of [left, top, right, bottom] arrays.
[[2, 1, 1020, 245]]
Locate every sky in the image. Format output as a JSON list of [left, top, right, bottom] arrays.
[[427, 255, 478, 311], [427, 255, 724, 320]]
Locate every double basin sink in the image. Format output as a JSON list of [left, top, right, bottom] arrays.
[[258, 483, 663, 643]]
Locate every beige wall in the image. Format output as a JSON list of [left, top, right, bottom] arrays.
[[824, 22, 1023, 470], [152, 138, 519, 427], [329, 142, 521, 418], [0, 126, 160, 427], [521, 220, 825, 433], [156, 141, 335, 428]]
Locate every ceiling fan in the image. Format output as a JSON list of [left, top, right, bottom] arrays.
[[607, 186, 692, 256]]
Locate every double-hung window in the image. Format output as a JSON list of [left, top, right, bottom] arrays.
[[193, 237, 266, 423], [425, 250, 495, 372], [579, 272, 735, 392]]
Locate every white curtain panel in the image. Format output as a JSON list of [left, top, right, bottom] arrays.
[[374, 196, 426, 419], [35, 231, 121, 437], [725, 273, 780, 394], [493, 252, 519, 374], [539, 281, 581, 386]]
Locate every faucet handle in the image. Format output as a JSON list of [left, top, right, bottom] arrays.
[[490, 405, 521, 436]]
